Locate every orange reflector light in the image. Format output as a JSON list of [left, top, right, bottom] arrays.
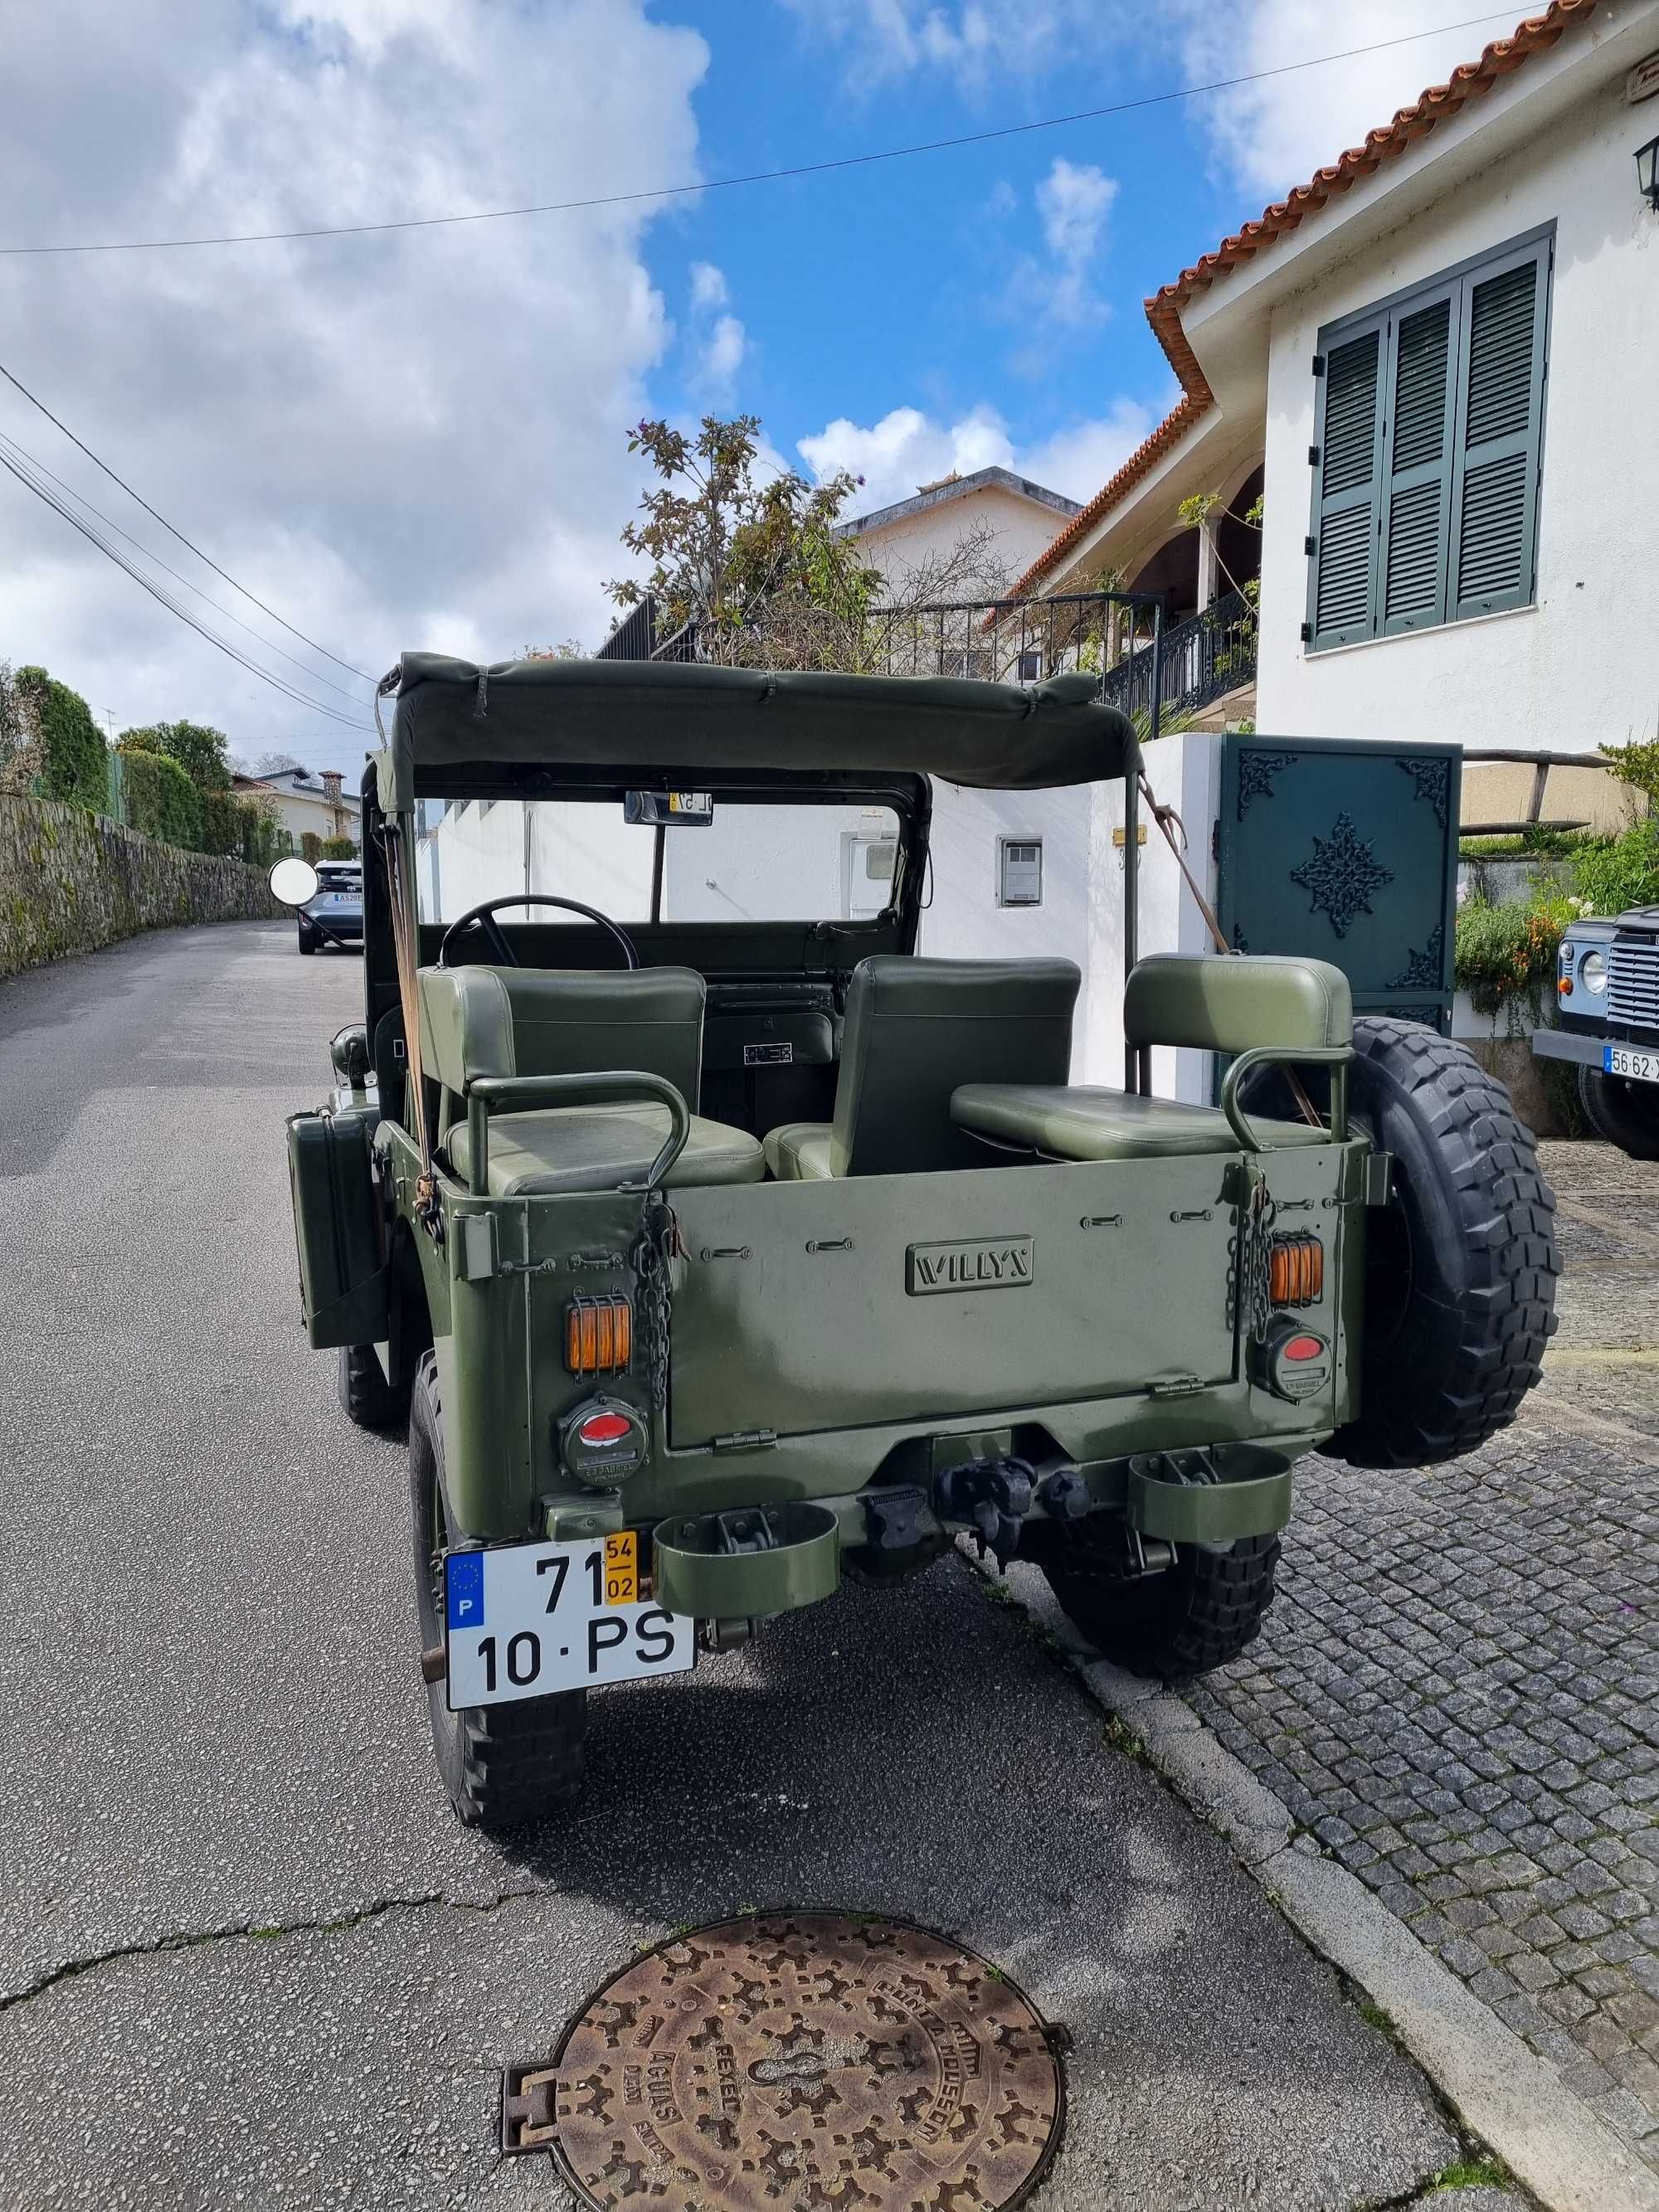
[[1268, 1232, 1324, 1309], [1558, 976, 1573, 995], [1284, 1334, 1324, 1362], [564, 1295, 632, 1377]]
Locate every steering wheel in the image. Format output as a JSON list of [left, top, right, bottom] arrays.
[[436, 894, 640, 971]]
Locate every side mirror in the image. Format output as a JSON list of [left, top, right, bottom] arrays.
[[270, 857, 320, 907], [329, 1023, 372, 1090]]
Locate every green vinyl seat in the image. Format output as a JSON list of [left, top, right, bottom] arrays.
[[448, 1100, 764, 1197], [951, 1083, 1334, 1160], [765, 953, 1081, 1180]]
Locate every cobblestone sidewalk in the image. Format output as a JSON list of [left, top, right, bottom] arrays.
[[1187, 1141, 1659, 2169]]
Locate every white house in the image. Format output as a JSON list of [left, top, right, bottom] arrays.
[[1013, 0, 1659, 810], [236, 765, 362, 848], [837, 465, 1081, 603]]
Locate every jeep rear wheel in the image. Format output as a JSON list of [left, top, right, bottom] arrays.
[[1039, 1531, 1280, 1684], [409, 1352, 586, 1827], [1577, 1064, 1659, 1160]]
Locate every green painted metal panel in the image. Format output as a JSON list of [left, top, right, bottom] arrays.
[[1218, 735, 1462, 1034]]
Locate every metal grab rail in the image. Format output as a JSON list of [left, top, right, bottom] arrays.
[[1220, 1046, 1350, 1154], [463, 1072, 692, 1198]]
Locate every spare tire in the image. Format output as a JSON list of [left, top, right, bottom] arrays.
[[1243, 1018, 1559, 1468]]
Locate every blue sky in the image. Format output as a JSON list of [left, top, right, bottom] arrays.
[[0, 0, 1519, 768], [632, 0, 1516, 518]]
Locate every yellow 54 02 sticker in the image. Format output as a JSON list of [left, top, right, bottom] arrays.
[[603, 1529, 639, 1607]]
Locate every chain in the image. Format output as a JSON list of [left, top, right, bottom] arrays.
[[630, 1194, 685, 1411], [1228, 1168, 1277, 1339]]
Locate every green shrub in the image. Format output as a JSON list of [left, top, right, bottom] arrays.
[[1454, 894, 1568, 1032], [14, 666, 109, 810], [1570, 819, 1659, 916], [320, 834, 357, 859], [121, 748, 203, 849], [300, 830, 323, 864], [119, 719, 231, 796]]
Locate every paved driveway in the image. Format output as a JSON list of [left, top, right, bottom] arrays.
[[0, 923, 1485, 2211], [1185, 1139, 1659, 2166]]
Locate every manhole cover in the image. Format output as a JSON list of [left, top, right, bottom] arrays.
[[523, 1911, 1065, 2211]]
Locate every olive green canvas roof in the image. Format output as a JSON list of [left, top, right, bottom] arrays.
[[373, 654, 1132, 811]]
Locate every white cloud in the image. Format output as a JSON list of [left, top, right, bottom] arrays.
[[780, 0, 1127, 95], [1037, 158, 1117, 268], [0, 0, 708, 775], [701, 312, 747, 389], [688, 260, 729, 311], [798, 396, 1158, 513], [682, 261, 746, 396], [1166, 1, 1505, 203], [1010, 156, 1118, 338]]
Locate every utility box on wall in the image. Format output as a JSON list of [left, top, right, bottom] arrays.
[[1217, 734, 1462, 1035]]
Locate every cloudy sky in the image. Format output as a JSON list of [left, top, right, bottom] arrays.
[[0, 0, 1515, 775]]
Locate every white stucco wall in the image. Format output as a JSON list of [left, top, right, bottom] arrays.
[[1256, 66, 1659, 754], [853, 484, 1074, 600]]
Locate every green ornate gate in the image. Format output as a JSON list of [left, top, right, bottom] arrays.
[[1216, 735, 1462, 1034]]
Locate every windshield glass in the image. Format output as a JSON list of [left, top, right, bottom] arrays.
[[413, 798, 902, 926]]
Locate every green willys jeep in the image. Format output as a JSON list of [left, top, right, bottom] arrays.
[[276, 655, 1559, 1828]]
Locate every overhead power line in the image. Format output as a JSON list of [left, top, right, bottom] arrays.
[[0, 426, 367, 703], [0, 361, 372, 683], [0, 440, 373, 731], [0, 13, 1524, 258]]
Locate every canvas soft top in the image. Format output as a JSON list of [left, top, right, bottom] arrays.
[[372, 654, 1134, 812]]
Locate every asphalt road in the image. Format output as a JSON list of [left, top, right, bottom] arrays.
[[0, 923, 1486, 2211]]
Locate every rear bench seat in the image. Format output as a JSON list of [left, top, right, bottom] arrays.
[[447, 1101, 764, 1196], [420, 965, 764, 1195], [952, 952, 1352, 1161], [950, 1083, 1331, 1159]]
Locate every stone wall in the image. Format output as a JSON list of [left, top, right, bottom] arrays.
[[0, 794, 283, 980]]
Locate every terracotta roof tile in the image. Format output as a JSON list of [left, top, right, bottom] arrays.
[[1011, 0, 1599, 596]]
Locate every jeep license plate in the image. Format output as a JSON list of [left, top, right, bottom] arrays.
[[444, 1535, 694, 1709], [1605, 1045, 1659, 1085]]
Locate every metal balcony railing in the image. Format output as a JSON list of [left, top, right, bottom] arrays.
[[1102, 588, 1256, 723]]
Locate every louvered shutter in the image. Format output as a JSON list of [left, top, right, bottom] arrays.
[[1308, 323, 1384, 649], [1378, 290, 1458, 634], [1447, 237, 1550, 620]]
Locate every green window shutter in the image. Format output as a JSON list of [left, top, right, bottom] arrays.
[[1308, 323, 1384, 649], [1378, 290, 1459, 634], [1447, 238, 1550, 620]]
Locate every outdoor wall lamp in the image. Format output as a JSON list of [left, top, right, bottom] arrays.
[[1637, 134, 1659, 211]]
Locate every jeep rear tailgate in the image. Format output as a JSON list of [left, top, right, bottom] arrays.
[[666, 1155, 1245, 1445]]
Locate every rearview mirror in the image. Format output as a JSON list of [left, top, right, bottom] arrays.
[[624, 790, 713, 828], [270, 857, 320, 907]]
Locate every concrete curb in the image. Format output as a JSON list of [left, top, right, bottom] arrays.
[[961, 1544, 1659, 2212]]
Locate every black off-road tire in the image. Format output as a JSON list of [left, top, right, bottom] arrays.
[[338, 1341, 407, 1430], [1245, 1017, 1558, 1469], [1040, 1532, 1281, 1684], [1577, 1064, 1659, 1160], [409, 1352, 587, 1828]]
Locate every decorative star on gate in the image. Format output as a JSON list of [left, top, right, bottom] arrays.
[[1288, 813, 1394, 937]]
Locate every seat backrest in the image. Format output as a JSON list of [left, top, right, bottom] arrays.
[[830, 955, 1080, 1175], [1124, 955, 1351, 1055], [418, 965, 706, 1105]]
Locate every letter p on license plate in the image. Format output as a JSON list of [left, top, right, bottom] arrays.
[[443, 1534, 694, 1709]]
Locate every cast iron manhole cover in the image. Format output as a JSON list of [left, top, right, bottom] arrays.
[[511, 1911, 1065, 2210]]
